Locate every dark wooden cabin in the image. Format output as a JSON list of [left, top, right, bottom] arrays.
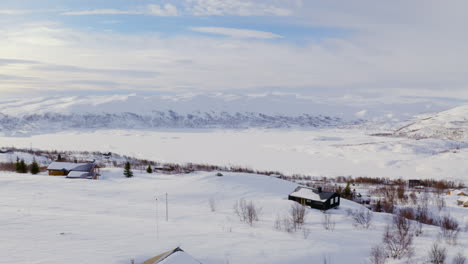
[[288, 186, 340, 210], [408, 179, 422, 188]]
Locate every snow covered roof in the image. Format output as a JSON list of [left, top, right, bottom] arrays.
[[289, 187, 336, 202], [47, 162, 94, 172], [143, 248, 201, 264], [67, 171, 90, 178], [457, 196, 468, 202]]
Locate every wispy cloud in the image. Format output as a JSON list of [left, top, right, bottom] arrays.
[[34, 64, 160, 78], [190, 27, 282, 39], [0, 9, 34, 15], [62, 9, 140, 16], [62, 4, 179, 17], [185, 0, 293, 16]]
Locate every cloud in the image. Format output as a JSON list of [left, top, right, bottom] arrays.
[[190, 27, 282, 39], [62, 4, 179, 17], [62, 9, 141, 16], [34, 64, 160, 78], [185, 0, 293, 16], [0, 58, 39, 66], [148, 4, 179, 16], [0, 9, 34, 15]]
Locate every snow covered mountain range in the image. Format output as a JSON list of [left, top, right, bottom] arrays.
[[0, 94, 360, 134], [1, 94, 468, 138]]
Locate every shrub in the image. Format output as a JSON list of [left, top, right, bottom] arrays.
[[208, 197, 217, 212], [427, 243, 446, 264], [369, 245, 387, 264], [322, 212, 335, 231], [452, 253, 466, 264], [290, 203, 307, 231], [233, 199, 262, 226], [439, 215, 460, 244], [383, 215, 413, 259], [146, 165, 153, 173], [350, 209, 373, 229]]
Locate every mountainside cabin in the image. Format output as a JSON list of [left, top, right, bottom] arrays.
[[288, 186, 340, 211], [143, 247, 202, 264], [46, 161, 100, 179]]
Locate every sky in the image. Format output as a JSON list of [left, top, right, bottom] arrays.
[[0, 0, 467, 104]]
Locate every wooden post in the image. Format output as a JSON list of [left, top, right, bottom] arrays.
[[166, 193, 168, 222]]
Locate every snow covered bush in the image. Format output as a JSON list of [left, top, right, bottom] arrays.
[[383, 214, 414, 259], [290, 203, 307, 231], [439, 215, 460, 245], [233, 199, 262, 226], [322, 212, 335, 231], [427, 243, 446, 264], [208, 197, 217, 212], [350, 209, 373, 229], [452, 253, 466, 264], [369, 245, 387, 264]]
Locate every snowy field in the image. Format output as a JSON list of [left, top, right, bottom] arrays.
[[0, 169, 466, 264], [1, 128, 467, 183]]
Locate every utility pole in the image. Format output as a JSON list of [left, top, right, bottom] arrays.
[[155, 197, 159, 240], [165, 193, 168, 222]]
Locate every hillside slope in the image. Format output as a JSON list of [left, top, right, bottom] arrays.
[[394, 105, 468, 140], [0, 170, 466, 263]]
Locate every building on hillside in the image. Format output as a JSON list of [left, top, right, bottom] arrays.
[[457, 197, 468, 207], [448, 190, 468, 196], [142, 247, 202, 264], [288, 186, 340, 211], [408, 179, 422, 188], [0, 149, 12, 154], [46, 161, 100, 179]]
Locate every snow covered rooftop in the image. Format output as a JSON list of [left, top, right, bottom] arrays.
[[66, 171, 91, 178], [47, 162, 94, 172], [143, 248, 201, 264], [289, 187, 335, 202]]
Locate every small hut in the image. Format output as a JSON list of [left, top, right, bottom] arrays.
[[288, 186, 340, 210]]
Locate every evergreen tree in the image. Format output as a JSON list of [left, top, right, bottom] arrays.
[[15, 157, 20, 172], [18, 159, 28, 173], [342, 182, 352, 199], [146, 165, 153, 174], [374, 200, 382, 212], [57, 154, 62, 161], [124, 162, 133, 178], [30, 159, 40, 175]]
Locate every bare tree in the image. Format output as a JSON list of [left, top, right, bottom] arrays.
[[208, 197, 217, 212], [427, 243, 446, 264], [350, 209, 373, 229], [383, 215, 414, 259], [452, 253, 466, 264], [233, 199, 262, 226], [290, 203, 307, 231], [369, 245, 387, 264], [439, 215, 460, 245], [322, 212, 335, 231]]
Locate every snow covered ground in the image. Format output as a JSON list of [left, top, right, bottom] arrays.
[[1, 128, 467, 183], [0, 169, 466, 264]]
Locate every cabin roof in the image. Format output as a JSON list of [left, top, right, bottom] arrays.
[[67, 171, 91, 178], [289, 187, 336, 202], [47, 162, 95, 172], [143, 247, 201, 264]]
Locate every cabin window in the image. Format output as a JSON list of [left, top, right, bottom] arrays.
[[307, 200, 311, 203], [330, 199, 334, 205]]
